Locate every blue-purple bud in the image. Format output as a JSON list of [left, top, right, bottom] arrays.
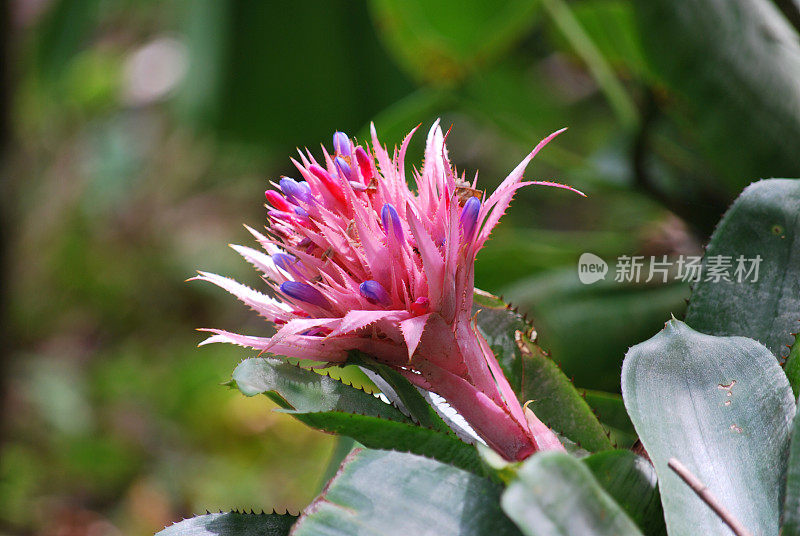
[[459, 197, 480, 243], [272, 253, 297, 273], [280, 177, 312, 204], [280, 281, 329, 308], [293, 206, 309, 218], [359, 280, 391, 306], [334, 156, 355, 182], [333, 131, 351, 156], [381, 203, 405, 245]]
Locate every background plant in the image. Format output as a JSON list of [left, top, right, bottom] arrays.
[[2, 0, 800, 534]]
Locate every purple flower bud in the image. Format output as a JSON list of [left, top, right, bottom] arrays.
[[334, 156, 355, 182], [293, 206, 309, 218], [280, 281, 329, 308], [272, 253, 297, 273], [459, 197, 480, 243], [333, 131, 351, 156], [280, 177, 312, 204], [381, 203, 405, 245], [359, 280, 391, 306]]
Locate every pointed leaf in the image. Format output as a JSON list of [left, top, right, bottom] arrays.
[[782, 374, 800, 535], [232, 357, 409, 422], [685, 179, 800, 361], [581, 391, 634, 435], [347, 350, 452, 433], [583, 450, 666, 536], [157, 512, 296, 536], [290, 411, 482, 474], [501, 451, 643, 536], [291, 448, 521, 536], [473, 290, 612, 452], [582, 389, 637, 448], [622, 319, 795, 535], [786, 333, 800, 398]]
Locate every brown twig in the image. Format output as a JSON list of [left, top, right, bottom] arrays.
[[667, 458, 753, 536]]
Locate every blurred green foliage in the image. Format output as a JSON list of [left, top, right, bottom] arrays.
[[4, 0, 799, 534]]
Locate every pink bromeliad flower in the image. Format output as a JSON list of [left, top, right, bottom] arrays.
[[194, 121, 583, 461]]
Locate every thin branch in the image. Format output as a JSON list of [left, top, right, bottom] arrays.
[[667, 458, 753, 536]]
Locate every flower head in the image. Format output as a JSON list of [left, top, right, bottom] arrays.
[[194, 121, 583, 460]]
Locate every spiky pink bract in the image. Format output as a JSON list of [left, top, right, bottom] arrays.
[[194, 121, 582, 460]]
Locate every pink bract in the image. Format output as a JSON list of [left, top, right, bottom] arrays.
[[194, 121, 583, 460]]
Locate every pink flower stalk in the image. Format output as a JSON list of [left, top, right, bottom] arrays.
[[194, 121, 583, 460]]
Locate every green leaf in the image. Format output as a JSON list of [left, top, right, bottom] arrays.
[[231, 357, 409, 422], [291, 448, 521, 536], [368, 0, 540, 84], [472, 290, 531, 386], [785, 333, 800, 398], [233, 358, 481, 473], [318, 436, 357, 491], [685, 179, 800, 361], [346, 351, 451, 433], [583, 450, 666, 536], [504, 268, 689, 391], [621, 319, 795, 535], [291, 411, 482, 475], [473, 291, 613, 452], [582, 390, 638, 448], [782, 380, 800, 535], [632, 0, 800, 191], [156, 511, 296, 536], [582, 390, 635, 436], [501, 451, 644, 535]]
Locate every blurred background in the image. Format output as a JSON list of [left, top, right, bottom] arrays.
[[2, 0, 799, 534]]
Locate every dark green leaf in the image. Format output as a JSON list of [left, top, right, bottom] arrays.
[[346, 351, 451, 433], [633, 0, 800, 190], [156, 512, 296, 536], [622, 319, 795, 535], [505, 268, 689, 391], [501, 451, 643, 535], [473, 291, 613, 452], [318, 436, 356, 491], [685, 179, 800, 361], [781, 377, 800, 535], [583, 450, 666, 536], [582, 390, 634, 436], [290, 411, 482, 475], [582, 390, 637, 448], [785, 333, 800, 398], [231, 357, 409, 423], [292, 448, 521, 536]]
